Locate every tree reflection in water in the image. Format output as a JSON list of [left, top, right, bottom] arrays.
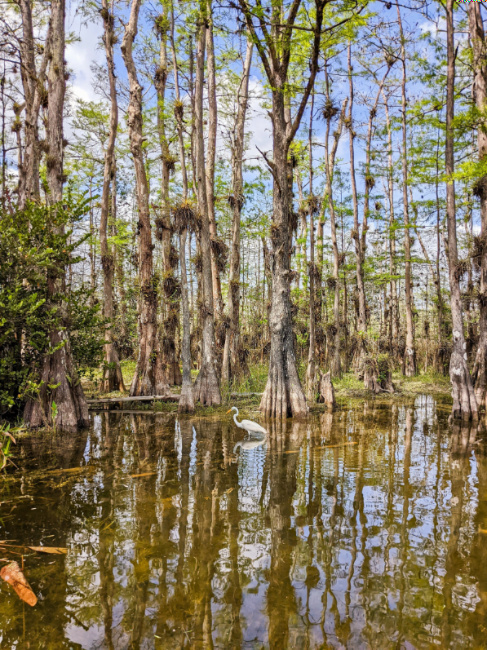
[[0, 395, 486, 648]]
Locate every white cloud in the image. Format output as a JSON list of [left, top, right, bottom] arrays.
[[419, 19, 442, 37], [246, 78, 273, 163], [66, 3, 104, 104]]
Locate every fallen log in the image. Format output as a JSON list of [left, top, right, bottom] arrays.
[[87, 395, 180, 405], [230, 392, 263, 398]]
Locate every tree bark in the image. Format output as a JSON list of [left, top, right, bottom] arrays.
[[396, 0, 417, 376], [171, 4, 194, 413], [155, 9, 181, 387], [348, 45, 367, 364], [318, 371, 335, 411], [259, 93, 309, 417], [261, 113, 306, 414], [306, 94, 316, 401], [23, 0, 89, 432], [434, 129, 446, 373], [193, 9, 221, 405], [445, 0, 478, 421], [121, 0, 167, 396], [295, 171, 307, 289], [468, 2, 487, 410], [323, 83, 348, 378], [17, 0, 51, 209], [382, 90, 400, 359], [100, 0, 125, 393], [178, 228, 195, 413], [205, 0, 224, 320], [222, 38, 253, 385]]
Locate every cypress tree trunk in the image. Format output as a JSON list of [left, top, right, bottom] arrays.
[[205, 0, 224, 320], [121, 0, 167, 396], [155, 10, 181, 387], [193, 9, 221, 405], [316, 205, 324, 341], [17, 0, 51, 209], [237, 0, 325, 418], [171, 3, 194, 413], [178, 226, 195, 413], [306, 96, 316, 400], [259, 86, 308, 418], [100, 0, 125, 393], [445, 0, 478, 421], [296, 172, 307, 289], [222, 39, 253, 385], [261, 235, 272, 350], [24, 0, 89, 432], [468, 3, 487, 410], [432, 122, 446, 372], [382, 91, 400, 360], [323, 82, 348, 378], [396, 0, 417, 376], [348, 45, 367, 364]]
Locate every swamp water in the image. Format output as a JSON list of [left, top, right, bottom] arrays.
[[0, 395, 487, 649]]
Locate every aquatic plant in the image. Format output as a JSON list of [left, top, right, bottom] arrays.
[[0, 422, 19, 471]]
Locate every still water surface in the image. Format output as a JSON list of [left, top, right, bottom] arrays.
[[1, 395, 487, 648]]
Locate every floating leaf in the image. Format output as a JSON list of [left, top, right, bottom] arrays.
[[313, 442, 358, 450], [131, 472, 157, 478], [46, 466, 87, 475], [27, 546, 67, 555], [0, 561, 37, 606], [0, 542, 67, 555]]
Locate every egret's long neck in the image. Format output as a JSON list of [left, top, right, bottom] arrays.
[[233, 410, 240, 427]]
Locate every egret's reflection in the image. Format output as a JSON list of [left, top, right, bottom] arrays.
[[233, 433, 267, 453]]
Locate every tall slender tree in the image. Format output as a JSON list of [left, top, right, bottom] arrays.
[[121, 0, 167, 396], [99, 0, 125, 393], [193, 3, 221, 405], [348, 44, 367, 362], [396, 0, 416, 376], [445, 0, 477, 420], [382, 89, 400, 359], [17, 0, 50, 209], [306, 94, 317, 400], [222, 38, 253, 385], [468, 2, 487, 411], [205, 0, 224, 320], [236, 0, 327, 418], [171, 3, 195, 413], [323, 70, 348, 376], [24, 0, 89, 432], [154, 8, 181, 387]]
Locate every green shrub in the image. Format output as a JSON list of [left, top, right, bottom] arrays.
[[0, 200, 104, 417]]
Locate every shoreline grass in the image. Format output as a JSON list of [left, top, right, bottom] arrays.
[[80, 362, 452, 418]]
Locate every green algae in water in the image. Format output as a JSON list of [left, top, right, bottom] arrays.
[[0, 395, 486, 648]]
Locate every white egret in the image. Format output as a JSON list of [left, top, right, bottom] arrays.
[[227, 407, 267, 435]]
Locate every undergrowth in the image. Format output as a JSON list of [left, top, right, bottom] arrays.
[[81, 359, 451, 413]]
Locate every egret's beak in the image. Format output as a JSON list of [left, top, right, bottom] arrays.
[[226, 409, 232, 414]]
